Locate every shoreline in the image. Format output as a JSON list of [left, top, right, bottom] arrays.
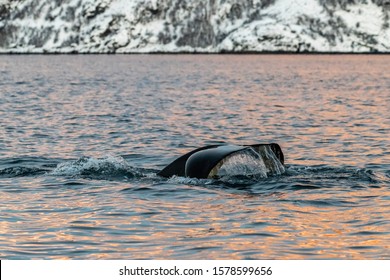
[[1, 51, 390, 55]]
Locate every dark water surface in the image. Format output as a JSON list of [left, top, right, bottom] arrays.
[[0, 55, 389, 259]]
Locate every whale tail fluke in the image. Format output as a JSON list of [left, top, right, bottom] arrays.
[[157, 143, 284, 179]]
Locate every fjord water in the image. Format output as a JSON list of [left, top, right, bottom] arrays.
[[0, 55, 389, 259]]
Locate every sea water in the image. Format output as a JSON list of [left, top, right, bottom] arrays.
[[0, 55, 389, 259]]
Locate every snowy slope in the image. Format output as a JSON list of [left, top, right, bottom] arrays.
[[0, 0, 389, 53]]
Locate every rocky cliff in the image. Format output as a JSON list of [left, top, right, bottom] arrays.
[[0, 0, 389, 53]]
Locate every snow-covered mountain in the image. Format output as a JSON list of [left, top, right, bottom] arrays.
[[1, 0, 389, 53]]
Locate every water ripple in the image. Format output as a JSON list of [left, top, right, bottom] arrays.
[[1, 55, 389, 259]]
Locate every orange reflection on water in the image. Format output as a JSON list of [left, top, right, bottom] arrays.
[[1, 181, 389, 259], [1, 55, 389, 259]]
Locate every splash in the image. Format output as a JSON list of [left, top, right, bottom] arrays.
[[51, 155, 139, 179], [255, 145, 286, 176], [210, 146, 285, 180], [214, 149, 268, 179], [167, 175, 208, 185]]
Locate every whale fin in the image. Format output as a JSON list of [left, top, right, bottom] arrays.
[[157, 145, 219, 178], [157, 143, 284, 178], [185, 145, 247, 179]]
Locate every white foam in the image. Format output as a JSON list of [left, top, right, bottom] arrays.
[[51, 154, 132, 176], [167, 175, 213, 185]]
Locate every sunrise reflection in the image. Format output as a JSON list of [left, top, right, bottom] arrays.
[[1, 175, 389, 259]]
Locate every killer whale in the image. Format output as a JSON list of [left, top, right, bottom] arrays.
[[157, 143, 285, 179]]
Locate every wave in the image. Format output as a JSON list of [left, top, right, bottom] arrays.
[[0, 166, 47, 177], [0, 156, 56, 178], [1, 155, 387, 190], [285, 164, 385, 183]]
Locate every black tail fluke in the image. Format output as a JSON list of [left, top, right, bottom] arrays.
[[157, 143, 284, 179]]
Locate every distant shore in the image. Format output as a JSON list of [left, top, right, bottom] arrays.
[[1, 51, 390, 55]]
